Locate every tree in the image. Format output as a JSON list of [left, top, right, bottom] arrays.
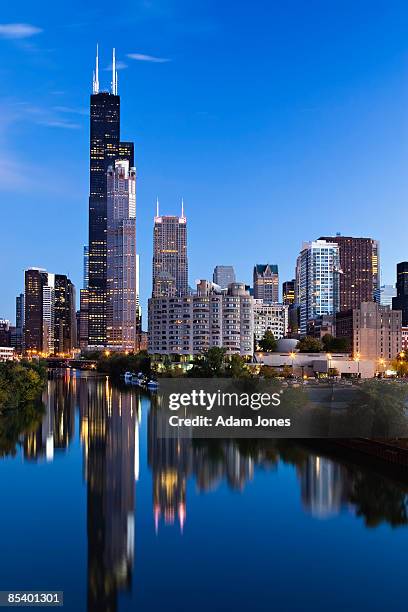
[[225, 354, 251, 378], [347, 380, 408, 436], [259, 365, 279, 379], [322, 334, 350, 353], [282, 365, 293, 379], [188, 347, 227, 377], [391, 351, 408, 377], [258, 330, 277, 352], [297, 336, 323, 353], [97, 351, 151, 379], [0, 361, 46, 410]]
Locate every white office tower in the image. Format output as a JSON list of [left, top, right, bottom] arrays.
[[297, 240, 340, 336], [106, 160, 138, 350], [42, 273, 55, 355]]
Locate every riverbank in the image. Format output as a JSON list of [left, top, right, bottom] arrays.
[[0, 360, 47, 412]]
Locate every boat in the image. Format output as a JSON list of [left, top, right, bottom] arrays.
[[146, 380, 159, 391]]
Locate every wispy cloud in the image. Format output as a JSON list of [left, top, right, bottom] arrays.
[[37, 119, 80, 130], [11, 101, 83, 130], [53, 105, 89, 116], [0, 23, 42, 39], [0, 101, 81, 194], [127, 52, 170, 63], [104, 60, 128, 71]]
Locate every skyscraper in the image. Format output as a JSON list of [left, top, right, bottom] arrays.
[[297, 240, 340, 335], [106, 160, 138, 349], [282, 280, 295, 305], [54, 274, 77, 354], [152, 200, 188, 297], [24, 268, 76, 355], [14, 293, 24, 352], [213, 265, 236, 289], [87, 47, 134, 347], [253, 264, 279, 303], [24, 268, 48, 352], [83, 246, 89, 289], [319, 235, 379, 311], [392, 262, 408, 326], [379, 284, 396, 308], [42, 276, 55, 355], [80, 247, 89, 350]]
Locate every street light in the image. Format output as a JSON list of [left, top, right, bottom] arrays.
[[289, 351, 296, 377], [327, 353, 332, 379], [354, 352, 360, 378]]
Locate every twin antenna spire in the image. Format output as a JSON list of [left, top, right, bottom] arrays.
[[92, 47, 185, 217], [155, 197, 186, 219], [92, 44, 118, 95]]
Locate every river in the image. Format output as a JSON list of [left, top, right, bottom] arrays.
[[1, 370, 408, 612]]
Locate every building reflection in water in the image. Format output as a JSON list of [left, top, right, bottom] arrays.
[[298, 455, 349, 519], [23, 370, 76, 462], [22, 371, 140, 612], [79, 375, 139, 612], [13, 372, 408, 610], [148, 402, 254, 532]]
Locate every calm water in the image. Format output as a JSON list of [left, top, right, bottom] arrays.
[[1, 371, 408, 612]]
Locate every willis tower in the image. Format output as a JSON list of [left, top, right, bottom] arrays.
[[88, 46, 134, 346]]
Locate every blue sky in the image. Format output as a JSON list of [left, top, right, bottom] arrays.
[[1, 0, 408, 322]]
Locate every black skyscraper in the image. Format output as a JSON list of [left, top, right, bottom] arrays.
[[87, 48, 134, 346], [392, 262, 408, 325]]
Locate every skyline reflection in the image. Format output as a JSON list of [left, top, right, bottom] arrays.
[[2, 372, 408, 610]]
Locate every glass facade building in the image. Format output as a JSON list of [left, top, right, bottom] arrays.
[[297, 240, 340, 336]]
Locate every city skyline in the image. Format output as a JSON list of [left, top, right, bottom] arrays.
[[2, 1, 408, 321]]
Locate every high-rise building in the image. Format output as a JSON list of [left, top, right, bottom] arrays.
[[87, 47, 133, 347], [253, 301, 288, 343], [24, 268, 48, 352], [297, 240, 340, 336], [148, 281, 253, 355], [135, 254, 142, 344], [152, 200, 188, 298], [282, 280, 295, 305], [106, 160, 138, 350], [379, 284, 396, 308], [0, 319, 11, 347], [253, 264, 279, 303], [24, 268, 76, 355], [42, 276, 55, 355], [118, 141, 134, 167], [54, 274, 77, 354], [213, 266, 236, 289], [79, 289, 89, 350], [83, 246, 89, 289], [319, 235, 379, 311], [336, 302, 402, 360], [13, 293, 25, 352], [16, 293, 24, 330], [79, 247, 89, 350], [392, 262, 408, 326]]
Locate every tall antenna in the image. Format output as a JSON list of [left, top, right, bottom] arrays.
[[112, 48, 117, 95], [156, 197, 160, 217], [181, 197, 185, 219], [93, 44, 100, 94]]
